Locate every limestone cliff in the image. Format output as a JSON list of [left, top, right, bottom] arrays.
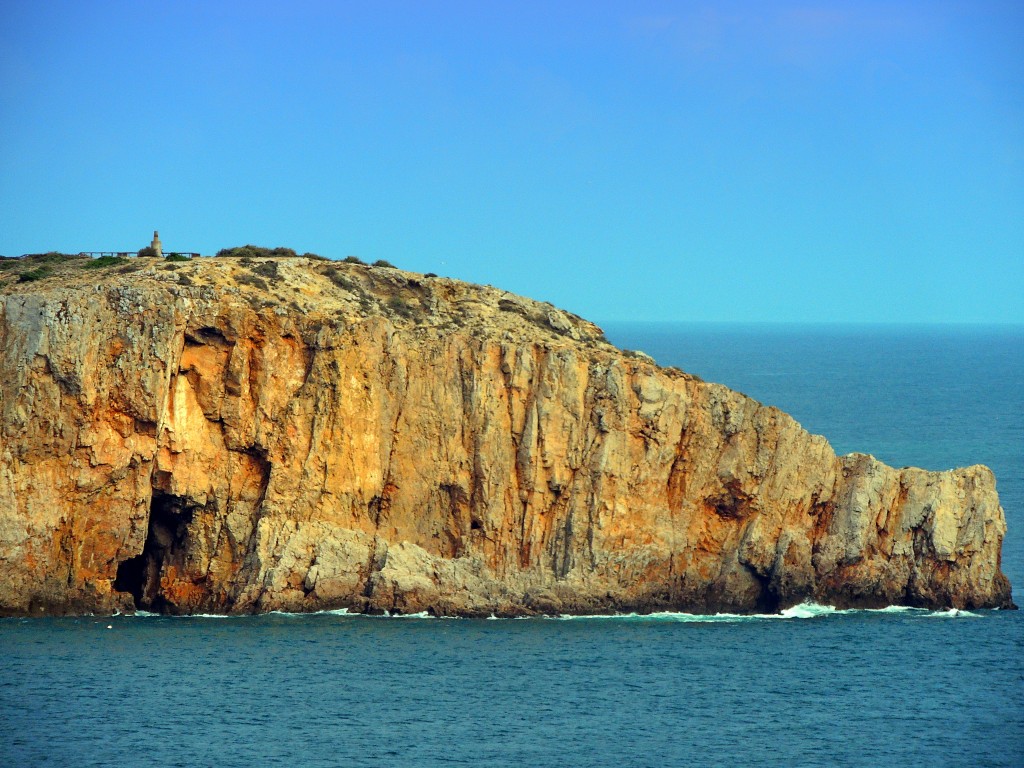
[[0, 255, 1013, 615]]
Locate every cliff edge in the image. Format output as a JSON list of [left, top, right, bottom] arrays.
[[0, 254, 1014, 615]]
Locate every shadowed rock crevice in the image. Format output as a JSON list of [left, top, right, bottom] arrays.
[[114, 492, 197, 613], [747, 565, 782, 614]]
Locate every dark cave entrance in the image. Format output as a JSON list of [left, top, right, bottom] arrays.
[[748, 567, 781, 615], [114, 492, 195, 613]]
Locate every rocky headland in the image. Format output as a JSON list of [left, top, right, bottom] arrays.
[[0, 251, 1014, 616]]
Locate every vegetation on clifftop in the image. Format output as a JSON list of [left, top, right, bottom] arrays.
[[0, 245, 612, 349], [215, 245, 326, 260]]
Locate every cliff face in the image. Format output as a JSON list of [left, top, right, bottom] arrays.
[[0, 256, 1013, 615]]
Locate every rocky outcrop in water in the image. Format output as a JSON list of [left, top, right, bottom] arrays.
[[0, 255, 1013, 615]]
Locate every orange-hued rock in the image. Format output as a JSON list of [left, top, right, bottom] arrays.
[[0, 257, 1014, 615]]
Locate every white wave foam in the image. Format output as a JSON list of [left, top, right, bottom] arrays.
[[924, 608, 981, 619], [127, 610, 231, 619], [545, 601, 983, 622], [118, 601, 984, 621], [549, 603, 839, 622], [553, 610, 762, 623], [778, 603, 839, 619]]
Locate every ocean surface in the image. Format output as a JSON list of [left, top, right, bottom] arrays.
[[2, 323, 1022, 767]]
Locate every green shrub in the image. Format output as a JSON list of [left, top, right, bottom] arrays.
[[343, 255, 365, 265], [137, 246, 159, 258], [622, 349, 656, 363], [252, 261, 278, 279], [324, 267, 356, 292], [18, 266, 53, 282], [84, 256, 126, 269], [386, 295, 415, 319], [236, 273, 268, 291], [373, 259, 395, 268], [165, 252, 191, 262], [25, 252, 77, 264], [216, 245, 298, 259]]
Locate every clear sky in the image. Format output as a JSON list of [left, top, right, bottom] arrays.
[[1, 1, 1021, 323]]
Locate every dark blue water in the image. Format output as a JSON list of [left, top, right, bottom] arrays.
[[2, 324, 1022, 767]]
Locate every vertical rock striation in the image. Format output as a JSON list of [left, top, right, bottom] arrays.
[[0, 257, 1013, 615]]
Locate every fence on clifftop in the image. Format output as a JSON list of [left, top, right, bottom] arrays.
[[76, 257, 200, 264]]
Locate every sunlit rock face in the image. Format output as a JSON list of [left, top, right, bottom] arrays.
[[0, 257, 1013, 616]]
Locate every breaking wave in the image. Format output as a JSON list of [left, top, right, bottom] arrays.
[[548, 602, 981, 623], [117, 602, 982, 621]]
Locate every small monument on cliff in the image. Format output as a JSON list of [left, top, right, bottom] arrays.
[[151, 231, 163, 259]]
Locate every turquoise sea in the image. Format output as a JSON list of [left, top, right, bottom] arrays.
[[2, 323, 1022, 767]]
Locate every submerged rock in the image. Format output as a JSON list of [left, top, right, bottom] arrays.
[[0, 255, 1014, 616]]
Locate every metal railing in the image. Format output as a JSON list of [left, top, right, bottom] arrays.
[[76, 257, 203, 264]]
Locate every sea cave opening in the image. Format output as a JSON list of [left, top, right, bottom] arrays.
[[114, 492, 195, 613]]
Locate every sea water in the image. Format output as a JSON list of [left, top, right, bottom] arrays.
[[2, 323, 1022, 767]]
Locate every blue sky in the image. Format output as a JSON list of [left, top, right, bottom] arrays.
[[1, 1, 1021, 323]]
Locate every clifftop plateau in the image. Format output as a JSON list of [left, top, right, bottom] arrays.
[[0, 252, 1013, 616]]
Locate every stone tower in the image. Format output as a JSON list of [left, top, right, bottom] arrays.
[[151, 231, 163, 259]]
